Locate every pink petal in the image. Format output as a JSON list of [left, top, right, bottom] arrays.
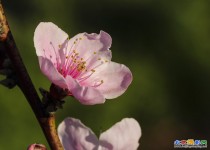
[[34, 22, 68, 64], [65, 75, 105, 105], [58, 117, 99, 150], [66, 31, 112, 64], [84, 62, 132, 99], [99, 118, 141, 150], [85, 30, 112, 52], [38, 56, 67, 89]]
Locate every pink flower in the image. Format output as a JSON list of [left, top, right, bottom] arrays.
[[58, 117, 141, 150], [34, 22, 132, 105]]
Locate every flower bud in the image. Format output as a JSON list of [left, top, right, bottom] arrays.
[[27, 144, 47, 150]]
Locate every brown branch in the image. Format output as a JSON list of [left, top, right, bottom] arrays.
[[40, 114, 64, 150], [0, 3, 63, 150]]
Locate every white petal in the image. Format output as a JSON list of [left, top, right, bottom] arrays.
[[82, 62, 132, 99], [66, 31, 112, 65], [99, 118, 141, 150], [34, 22, 68, 64], [58, 117, 99, 150], [38, 56, 67, 89]]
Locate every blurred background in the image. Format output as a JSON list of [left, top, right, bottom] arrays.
[[0, 0, 210, 149]]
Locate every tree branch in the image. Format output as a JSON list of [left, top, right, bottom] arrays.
[[0, 2, 63, 150]]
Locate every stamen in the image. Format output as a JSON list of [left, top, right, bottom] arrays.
[[42, 49, 47, 57], [50, 41, 60, 68], [89, 61, 104, 71], [59, 35, 107, 82], [78, 71, 95, 82], [50, 42, 58, 57], [93, 80, 104, 87], [77, 61, 86, 71]]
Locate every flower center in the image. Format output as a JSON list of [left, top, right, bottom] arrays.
[[77, 61, 86, 71], [50, 36, 110, 88]]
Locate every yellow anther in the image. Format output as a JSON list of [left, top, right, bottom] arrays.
[[105, 60, 109, 62], [93, 52, 97, 54], [80, 58, 84, 60], [91, 69, 95, 72], [98, 58, 101, 60], [79, 37, 82, 40], [58, 44, 61, 48], [101, 80, 104, 83], [77, 61, 86, 71]]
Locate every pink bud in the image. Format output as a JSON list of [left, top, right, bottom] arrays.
[[27, 144, 47, 150]]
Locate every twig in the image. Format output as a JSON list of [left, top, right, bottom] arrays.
[[0, 2, 63, 150]]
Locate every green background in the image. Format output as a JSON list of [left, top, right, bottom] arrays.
[[0, 0, 210, 149]]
